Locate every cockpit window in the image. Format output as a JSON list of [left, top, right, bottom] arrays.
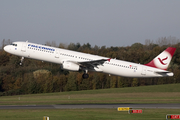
[[11, 43, 17, 46]]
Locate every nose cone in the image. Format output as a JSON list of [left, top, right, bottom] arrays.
[[3, 46, 8, 52], [3, 45, 10, 53]]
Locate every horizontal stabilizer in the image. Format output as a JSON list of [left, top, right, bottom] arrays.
[[154, 71, 174, 76]]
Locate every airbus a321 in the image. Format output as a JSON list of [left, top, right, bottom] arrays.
[[4, 41, 176, 79]]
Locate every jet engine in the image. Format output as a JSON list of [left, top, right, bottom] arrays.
[[61, 61, 80, 71]]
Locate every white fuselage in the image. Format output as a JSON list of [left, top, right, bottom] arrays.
[[4, 41, 173, 77]]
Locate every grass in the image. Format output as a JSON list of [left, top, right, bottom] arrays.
[[0, 109, 179, 120], [0, 84, 180, 120], [0, 83, 180, 105]]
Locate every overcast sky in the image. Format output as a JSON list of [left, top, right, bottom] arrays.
[[0, 0, 180, 47]]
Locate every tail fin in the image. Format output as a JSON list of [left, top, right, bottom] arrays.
[[145, 47, 176, 70]]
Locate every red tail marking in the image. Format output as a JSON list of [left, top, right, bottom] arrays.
[[144, 47, 176, 70], [158, 57, 168, 65], [107, 58, 111, 62]]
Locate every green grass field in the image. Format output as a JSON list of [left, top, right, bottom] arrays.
[[0, 109, 179, 120], [0, 84, 180, 120], [0, 83, 180, 105]]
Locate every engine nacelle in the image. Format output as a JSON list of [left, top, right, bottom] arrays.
[[61, 61, 80, 71]]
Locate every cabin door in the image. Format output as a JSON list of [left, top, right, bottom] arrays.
[[141, 66, 146, 75]]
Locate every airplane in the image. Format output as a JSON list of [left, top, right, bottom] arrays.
[[3, 41, 176, 79]]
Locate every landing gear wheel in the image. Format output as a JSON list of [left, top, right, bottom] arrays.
[[82, 73, 89, 79]]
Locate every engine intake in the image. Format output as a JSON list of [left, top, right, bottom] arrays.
[[61, 61, 80, 71]]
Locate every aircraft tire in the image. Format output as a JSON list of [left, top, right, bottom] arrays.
[[82, 73, 89, 79]]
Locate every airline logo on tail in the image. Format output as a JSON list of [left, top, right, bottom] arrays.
[[154, 51, 172, 70], [158, 56, 168, 65], [145, 47, 176, 70]]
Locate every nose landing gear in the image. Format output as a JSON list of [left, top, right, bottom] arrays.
[[20, 57, 24, 66]]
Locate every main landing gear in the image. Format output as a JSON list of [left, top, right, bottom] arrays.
[[82, 69, 89, 79]]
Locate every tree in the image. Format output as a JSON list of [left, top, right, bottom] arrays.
[[92, 73, 99, 90], [110, 76, 117, 88], [53, 74, 67, 92], [117, 76, 123, 88], [65, 72, 77, 91], [131, 78, 138, 87]]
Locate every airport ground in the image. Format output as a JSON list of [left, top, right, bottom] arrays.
[[0, 108, 180, 120], [0, 83, 180, 120]]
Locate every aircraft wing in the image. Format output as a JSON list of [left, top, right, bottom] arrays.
[[67, 58, 111, 68]]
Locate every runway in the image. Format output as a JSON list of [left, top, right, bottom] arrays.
[[0, 104, 180, 109]]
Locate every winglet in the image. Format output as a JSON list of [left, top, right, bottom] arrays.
[[144, 47, 176, 70], [107, 58, 111, 62]]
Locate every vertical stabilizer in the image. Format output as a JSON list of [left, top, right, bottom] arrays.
[[145, 47, 176, 70]]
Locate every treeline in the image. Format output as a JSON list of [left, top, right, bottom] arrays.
[[0, 36, 180, 96]]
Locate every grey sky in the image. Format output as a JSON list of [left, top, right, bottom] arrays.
[[0, 0, 180, 47]]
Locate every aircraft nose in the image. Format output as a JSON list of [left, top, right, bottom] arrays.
[[3, 45, 10, 52], [3, 46, 8, 51]]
